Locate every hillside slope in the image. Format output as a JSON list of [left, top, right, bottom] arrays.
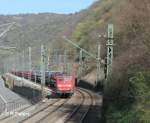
[[0, 13, 81, 54], [71, 0, 150, 122], [0, 13, 82, 71]]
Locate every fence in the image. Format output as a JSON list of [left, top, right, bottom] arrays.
[[0, 99, 30, 115]]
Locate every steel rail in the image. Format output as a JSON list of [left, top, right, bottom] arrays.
[[36, 98, 70, 123], [21, 99, 62, 123], [64, 88, 93, 123], [33, 89, 83, 123], [63, 89, 85, 122], [78, 88, 94, 123]]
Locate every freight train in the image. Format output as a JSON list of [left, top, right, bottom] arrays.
[[11, 71, 76, 97]]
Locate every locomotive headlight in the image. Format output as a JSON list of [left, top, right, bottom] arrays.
[[57, 84, 63, 87], [66, 84, 72, 87]]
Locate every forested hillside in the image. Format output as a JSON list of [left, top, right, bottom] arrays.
[[0, 0, 149, 122], [0, 13, 81, 53], [72, 0, 150, 122]]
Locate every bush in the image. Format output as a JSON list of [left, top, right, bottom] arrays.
[[106, 71, 150, 123]]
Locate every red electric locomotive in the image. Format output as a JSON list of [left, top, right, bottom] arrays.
[[48, 73, 76, 97]]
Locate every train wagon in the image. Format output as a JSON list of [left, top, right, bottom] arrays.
[[11, 71, 76, 97], [11, 70, 63, 84]]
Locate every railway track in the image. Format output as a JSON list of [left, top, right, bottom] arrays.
[[36, 89, 84, 123], [65, 88, 94, 123], [23, 90, 82, 123], [0, 98, 62, 123], [37, 88, 94, 123], [55, 88, 94, 123], [23, 98, 72, 123], [0, 88, 98, 123]]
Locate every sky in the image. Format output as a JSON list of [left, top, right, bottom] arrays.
[[0, 0, 97, 15]]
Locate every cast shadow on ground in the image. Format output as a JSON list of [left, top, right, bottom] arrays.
[[78, 79, 104, 92]]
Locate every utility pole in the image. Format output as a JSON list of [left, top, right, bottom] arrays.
[[14, 54, 17, 74], [12, 55, 15, 73], [47, 49, 50, 71], [41, 45, 46, 100], [63, 50, 67, 73], [29, 46, 35, 99], [6, 58, 9, 73], [17, 53, 20, 73], [22, 51, 25, 79], [96, 43, 101, 86], [105, 24, 114, 80], [79, 49, 83, 79], [29, 47, 32, 80]]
